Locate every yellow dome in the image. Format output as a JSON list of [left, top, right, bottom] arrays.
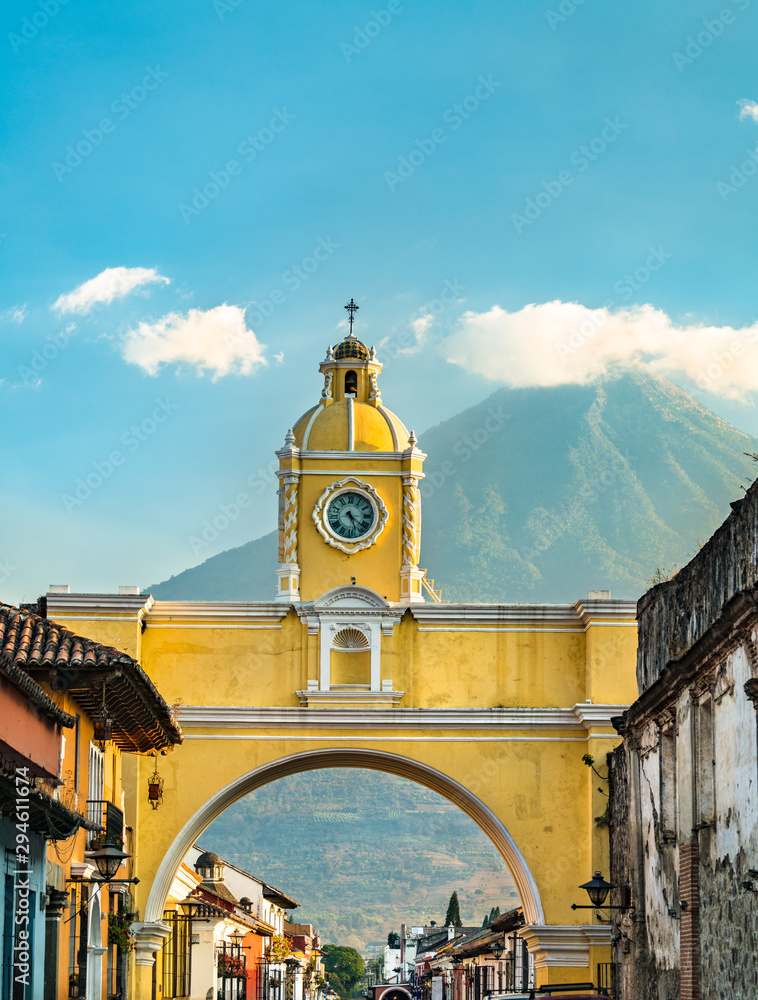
[[293, 400, 409, 452]]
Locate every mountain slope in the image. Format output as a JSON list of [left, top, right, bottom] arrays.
[[201, 768, 516, 952], [147, 373, 757, 602]]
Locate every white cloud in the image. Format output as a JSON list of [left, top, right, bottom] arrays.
[[0, 304, 27, 325], [53, 266, 170, 315], [739, 99, 758, 123], [442, 300, 758, 399], [120, 304, 267, 378]]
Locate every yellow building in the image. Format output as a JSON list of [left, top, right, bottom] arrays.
[[46, 321, 639, 998]]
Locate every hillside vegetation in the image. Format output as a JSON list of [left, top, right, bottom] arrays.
[[201, 769, 516, 952], [148, 372, 757, 603]]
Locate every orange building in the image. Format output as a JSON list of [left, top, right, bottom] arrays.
[[0, 600, 181, 999]]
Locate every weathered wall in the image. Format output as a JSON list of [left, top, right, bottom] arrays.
[[611, 475, 758, 1000], [637, 477, 758, 690], [699, 848, 758, 996], [609, 742, 679, 1000]]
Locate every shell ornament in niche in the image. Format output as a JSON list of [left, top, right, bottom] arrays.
[[332, 627, 370, 650]]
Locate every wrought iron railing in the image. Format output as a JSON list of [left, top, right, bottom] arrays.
[[596, 962, 619, 998], [86, 799, 123, 848]]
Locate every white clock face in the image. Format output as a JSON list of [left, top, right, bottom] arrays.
[[326, 490, 376, 540]]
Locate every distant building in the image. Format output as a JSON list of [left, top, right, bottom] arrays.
[[609, 476, 758, 1000], [423, 909, 531, 1000], [159, 844, 305, 1000]]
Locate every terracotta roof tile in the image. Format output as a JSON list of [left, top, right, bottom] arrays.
[[0, 603, 182, 754]]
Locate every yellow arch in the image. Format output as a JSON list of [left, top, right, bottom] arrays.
[[144, 746, 545, 925]]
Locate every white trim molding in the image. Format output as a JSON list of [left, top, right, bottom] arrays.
[[177, 703, 628, 731], [520, 924, 610, 969]]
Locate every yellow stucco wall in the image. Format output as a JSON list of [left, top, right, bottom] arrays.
[[46, 338, 640, 995]]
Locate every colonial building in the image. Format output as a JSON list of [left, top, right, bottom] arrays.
[[423, 908, 531, 999], [41, 316, 639, 997], [159, 845, 303, 1000], [0, 600, 181, 1000], [609, 475, 758, 1000]]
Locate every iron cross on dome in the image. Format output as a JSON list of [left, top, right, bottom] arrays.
[[344, 298, 359, 336]]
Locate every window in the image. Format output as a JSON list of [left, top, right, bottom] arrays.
[[344, 370, 358, 396], [660, 725, 676, 838], [74, 715, 81, 807], [695, 696, 715, 826], [87, 742, 104, 842]]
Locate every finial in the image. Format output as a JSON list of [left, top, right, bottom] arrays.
[[326, 344, 334, 360], [370, 345, 376, 360], [408, 430, 417, 447], [344, 298, 359, 337], [284, 428, 296, 447]]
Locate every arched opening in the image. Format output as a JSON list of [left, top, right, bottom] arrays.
[[344, 370, 358, 396], [145, 748, 544, 926], [378, 988, 413, 1000]]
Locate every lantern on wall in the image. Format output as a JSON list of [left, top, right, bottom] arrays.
[[147, 756, 164, 809], [93, 683, 113, 750]]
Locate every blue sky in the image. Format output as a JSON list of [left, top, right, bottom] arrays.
[[2, 0, 758, 602]]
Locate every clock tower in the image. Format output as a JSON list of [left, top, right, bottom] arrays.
[[275, 306, 426, 604]]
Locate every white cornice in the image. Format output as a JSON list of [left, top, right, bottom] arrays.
[[411, 601, 637, 629], [146, 602, 290, 625], [178, 703, 627, 730], [574, 703, 629, 728], [295, 690, 405, 708], [297, 450, 405, 460], [47, 592, 154, 620]]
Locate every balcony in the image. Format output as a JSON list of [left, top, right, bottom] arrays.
[[86, 799, 124, 849]]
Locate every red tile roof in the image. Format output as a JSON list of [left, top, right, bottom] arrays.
[[0, 603, 182, 754]]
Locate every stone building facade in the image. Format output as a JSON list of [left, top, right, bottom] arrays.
[[609, 474, 758, 1000]]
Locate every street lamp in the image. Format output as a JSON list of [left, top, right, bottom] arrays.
[[490, 938, 505, 960], [571, 871, 631, 911], [67, 845, 139, 885], [230, 929, 244, 948]]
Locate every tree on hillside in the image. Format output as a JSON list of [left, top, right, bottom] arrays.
[[322, 944, 365, 997], [444, 891, 462, 927]]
